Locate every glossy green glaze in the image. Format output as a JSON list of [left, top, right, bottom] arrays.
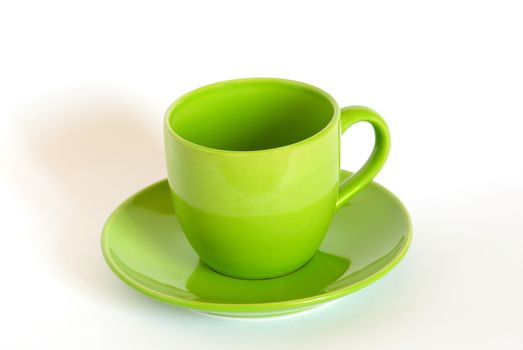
[[164, 78, 391, 279], [101, 173, 411, 317]]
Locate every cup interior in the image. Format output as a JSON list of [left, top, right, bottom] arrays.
[[166, 79, 335, 151]]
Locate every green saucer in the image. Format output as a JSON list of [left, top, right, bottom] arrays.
[[101, 171, 412, 317]]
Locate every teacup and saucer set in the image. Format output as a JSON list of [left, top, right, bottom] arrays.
[[101, 78, 412, 318]]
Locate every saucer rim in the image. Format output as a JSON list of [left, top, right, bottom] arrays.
[[101, 174, 412, 313]]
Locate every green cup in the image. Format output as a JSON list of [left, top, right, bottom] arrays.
[[164, 78, 390, 279]]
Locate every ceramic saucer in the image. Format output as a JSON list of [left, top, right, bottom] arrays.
[[101, 170, 412, 318]]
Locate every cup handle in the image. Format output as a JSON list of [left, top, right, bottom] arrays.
[[336, 106, 391, 210]]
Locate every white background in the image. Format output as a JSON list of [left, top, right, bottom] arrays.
[[1, 0, 522, 348]]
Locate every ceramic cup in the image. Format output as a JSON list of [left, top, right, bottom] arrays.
[[164, 78, 390, 279]]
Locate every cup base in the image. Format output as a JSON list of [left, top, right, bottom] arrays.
[[200, 255, 315, 280]]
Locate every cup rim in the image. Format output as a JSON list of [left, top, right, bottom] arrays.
[[164, 77, 340, 155]]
